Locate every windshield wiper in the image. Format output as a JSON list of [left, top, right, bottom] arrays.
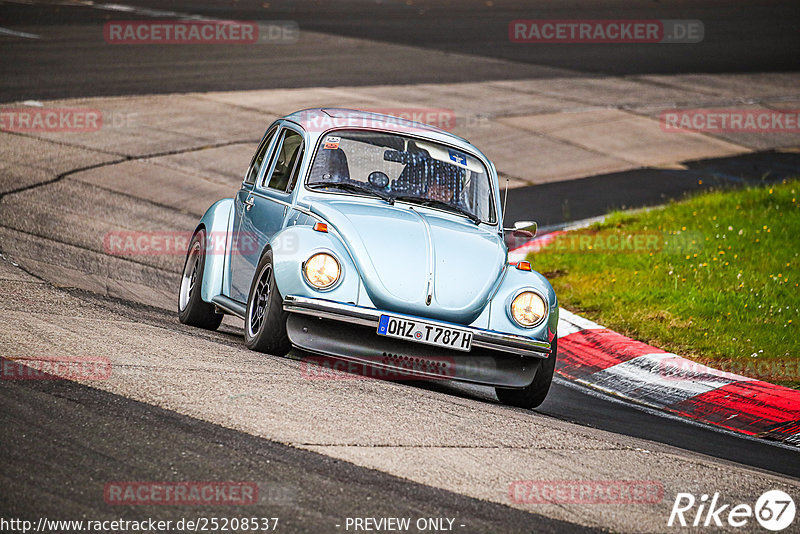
[[394, 196, 481, 224], [308, 182, 394, 205]]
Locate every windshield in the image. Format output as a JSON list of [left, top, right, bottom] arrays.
[[306, 130, 496, 224]]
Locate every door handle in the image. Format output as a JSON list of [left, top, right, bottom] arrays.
[[244, 196, 255, 210]]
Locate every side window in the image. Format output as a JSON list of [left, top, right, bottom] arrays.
[[266, 129, 304, 193], [244, 127, 277, 185], [285, 143, 305, 194]]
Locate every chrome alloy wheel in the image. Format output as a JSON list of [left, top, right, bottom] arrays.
[[247, 263, 273, 337], [179, 240, 202, 312]]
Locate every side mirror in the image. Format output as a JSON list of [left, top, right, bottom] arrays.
[[505, 221, 537, 239]]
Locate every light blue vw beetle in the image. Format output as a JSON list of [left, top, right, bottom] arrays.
[[178, 109, 558, 408]]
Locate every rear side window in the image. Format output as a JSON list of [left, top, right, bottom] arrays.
[[266, 129, 304, 193], [244, 127, 277, 185]]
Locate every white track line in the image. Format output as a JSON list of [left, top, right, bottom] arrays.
[[0, 27, 41, 39]]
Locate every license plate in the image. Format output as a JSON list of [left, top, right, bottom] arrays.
[[377, 315, 472, 352]]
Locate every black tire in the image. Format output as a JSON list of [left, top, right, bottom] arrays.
[[178, 229, 223, 330], [244, 249, 291, 355], [495, 338, 557, 409]]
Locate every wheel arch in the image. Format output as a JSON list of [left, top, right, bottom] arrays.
[[195, 198, 235, 303]]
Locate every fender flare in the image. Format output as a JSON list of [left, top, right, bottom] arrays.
[[194, 198, 235, 303]]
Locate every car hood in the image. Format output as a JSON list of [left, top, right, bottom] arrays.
[[309, 197, 506, 324]]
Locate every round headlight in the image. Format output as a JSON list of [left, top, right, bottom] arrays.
[[303, 253, 340, 289], [510, 291, 547, 327]]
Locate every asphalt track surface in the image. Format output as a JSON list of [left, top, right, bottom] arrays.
[[1, 1, 799, 532], [1, 0, 799, 101], [0, 357, 588, 534]]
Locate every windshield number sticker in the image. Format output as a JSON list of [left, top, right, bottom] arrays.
[[448, 149, 466, 166]]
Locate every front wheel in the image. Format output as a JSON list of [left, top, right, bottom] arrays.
[[495, 338, 557, 409], [178, 229, 223, 330], [244, 249, 291, 355]]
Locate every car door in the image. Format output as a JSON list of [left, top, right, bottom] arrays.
[[229, 126, 278, 302], [230, 125, 305, 303]]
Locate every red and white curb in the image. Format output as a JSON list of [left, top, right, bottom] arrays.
[[510, 233, 800, 446], [555, 309, 800, 446]]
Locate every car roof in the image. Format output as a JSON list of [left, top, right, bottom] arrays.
[[283, 108, 474, 146]]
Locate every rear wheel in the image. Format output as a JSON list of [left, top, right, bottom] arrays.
[[178, 229, 223, 330], [244, 249, 291, 355], [495, 338, 557, 409]]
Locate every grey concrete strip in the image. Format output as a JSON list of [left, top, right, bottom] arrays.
[[0, 132, 119, 194], [0, 227, 178, 309], [145, 143, 259, 188], [498, 108, 748, 168], [4, 73, 798, 201], [0, 253, 42, 283], [71, 158, 233, 217], [459, 121, 631, 185], [193, 74, 798, 186], [333, 81, 572, 120], [625, 99, 800, 152], [490, 77, 713, 109], [197, 87, 397, 117], [2, 95, 274, 158], [0, 162, 53, 197], [0, 178, 196, 268], [636, 72, 800, 100]]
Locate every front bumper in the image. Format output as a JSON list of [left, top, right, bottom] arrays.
[[283, 295, 551, 358]]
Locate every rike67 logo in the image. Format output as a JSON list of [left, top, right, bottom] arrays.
[[668, 490, 796, 531]]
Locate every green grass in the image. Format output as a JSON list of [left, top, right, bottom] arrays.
[[529, 179, 800, 388]]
